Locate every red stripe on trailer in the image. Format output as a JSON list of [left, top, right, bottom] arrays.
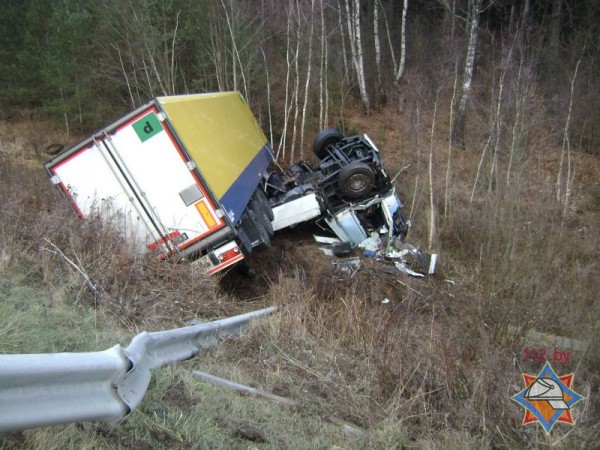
[[148, 230, 182, 251], [51, 144, 93, 171], [159, 116, 224, 229], [118, 106, 226, 239], [56, 181, 85, 219]]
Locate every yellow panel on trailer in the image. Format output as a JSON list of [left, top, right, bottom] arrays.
[[157, 92, 268, 200]]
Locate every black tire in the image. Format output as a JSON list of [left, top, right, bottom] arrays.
[[313, 128, 344, 159], [236, 227, 254, 254], [337, 162, 376, 199], [249, 196, 273, 236], [253, 188, 274, 221], [46, 143, 64, 155]]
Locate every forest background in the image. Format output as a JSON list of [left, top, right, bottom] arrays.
[[1, 0, 599, 448]]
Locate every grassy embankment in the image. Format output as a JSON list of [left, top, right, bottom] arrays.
[[0, 104, 599, 449]]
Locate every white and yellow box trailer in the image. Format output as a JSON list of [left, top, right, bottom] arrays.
[[45, 92, 274, 274]]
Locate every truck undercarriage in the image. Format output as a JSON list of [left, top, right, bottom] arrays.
[[245, 129, 409, 255]]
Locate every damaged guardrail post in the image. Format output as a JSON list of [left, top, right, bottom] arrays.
[[0, 306, 275, 432]]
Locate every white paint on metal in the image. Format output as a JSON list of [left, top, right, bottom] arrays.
[[325, 210, 367, 245], [271, 193, 322, 231]]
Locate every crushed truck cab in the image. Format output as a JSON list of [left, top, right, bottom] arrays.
[[266, 129, 409, 247]]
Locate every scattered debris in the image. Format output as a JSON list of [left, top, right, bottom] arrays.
[[332, 242, 353, 257], [317, 233, 437, 278], [359, 233, 383, 253], [387, 243, 437, 275], [394, 261, 425, 277], [332, 257, 361, 280], [314, 235, 340, 256], [314, 235, 342, 245]]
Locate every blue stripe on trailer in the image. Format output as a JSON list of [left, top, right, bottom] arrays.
[[220, 143, 274, 226]]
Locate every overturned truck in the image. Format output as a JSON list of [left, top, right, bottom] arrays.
[[44, 92, 408, 274]]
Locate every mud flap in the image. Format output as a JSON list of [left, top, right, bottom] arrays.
[[238, 208, 271, 253]]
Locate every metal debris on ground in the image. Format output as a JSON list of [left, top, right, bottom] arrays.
[[317, 234, 437, 278], [314, 235, 341, 256], [386, 243, 437, 276], [332, 257, 361, 280]]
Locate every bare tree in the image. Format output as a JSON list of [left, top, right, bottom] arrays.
[[319, 0, 327, 128], [380, 0, 409, 110], [395, 0, 408, 85], [451, 0, 483, 148], [373, 0, 383, 102], [277, 3, 295, 160], [344, 0, 370, 111], [336, 0, 350, 85], [300, 0, 316, 156], [557, 56, 582, 216]]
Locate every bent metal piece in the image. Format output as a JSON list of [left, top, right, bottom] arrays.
[[0, 306, 275, 432]]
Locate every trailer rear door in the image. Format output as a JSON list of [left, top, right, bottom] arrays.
[[48, 105, 229, 257]]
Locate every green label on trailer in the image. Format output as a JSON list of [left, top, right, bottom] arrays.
[[133, 112, 163, 143]]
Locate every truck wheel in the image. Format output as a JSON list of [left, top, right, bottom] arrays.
[[313, 128, 344, 159], [253, 188, 274, 221], [237, 228, 254, 254], [45, 143, 64, 155], [249, 196, 273, 236], [338, 162, 376, 199]]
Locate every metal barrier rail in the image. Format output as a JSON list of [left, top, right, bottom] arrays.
[[0, 306, 275, 432]]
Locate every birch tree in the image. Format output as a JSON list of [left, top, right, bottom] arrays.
[[395, 0, 408, 85], [344, 0, 370, 111], [451, 0, 483, 148], [380, 0, 408, 111], [299, 0, 316, 156], [318, 0, 329, 128], [373, 0, 383, 102]]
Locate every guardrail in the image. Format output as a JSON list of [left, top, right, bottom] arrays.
[[0, 306, 275, 432]]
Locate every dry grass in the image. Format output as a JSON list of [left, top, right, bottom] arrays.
[[1, 97, 599, 448]]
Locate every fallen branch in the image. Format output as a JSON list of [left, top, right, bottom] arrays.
[[193, 370, 366, 437], [391, 163, 412, 183], [42, 236, 98, 298], [193, 370, 297, 407]]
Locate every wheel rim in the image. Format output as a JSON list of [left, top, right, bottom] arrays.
[[348, 174, 370, 193]]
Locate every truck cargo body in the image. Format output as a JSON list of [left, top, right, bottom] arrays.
[[45, 92, 273, 274]]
